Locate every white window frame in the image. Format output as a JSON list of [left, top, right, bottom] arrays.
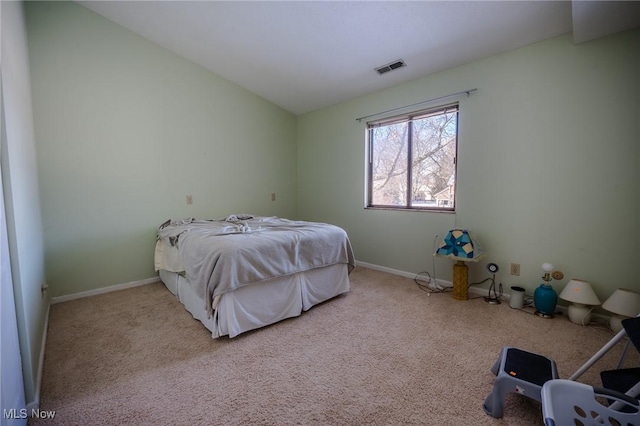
[[365, 103, 459, 212]]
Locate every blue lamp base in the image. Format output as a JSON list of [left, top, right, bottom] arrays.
[[534, 284, 557, 318]]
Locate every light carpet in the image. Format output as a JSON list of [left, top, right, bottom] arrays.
[[33, 267, 638, 425]]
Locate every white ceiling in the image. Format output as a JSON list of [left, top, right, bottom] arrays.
[[77, 1, 640, 115]]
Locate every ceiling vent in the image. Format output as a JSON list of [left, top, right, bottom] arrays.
[[375, 59, 406, 75]]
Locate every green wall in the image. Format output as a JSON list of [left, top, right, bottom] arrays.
[[26, 1, 297, 297], [25, 0, 640, 304], [297, 29, 640, 301]]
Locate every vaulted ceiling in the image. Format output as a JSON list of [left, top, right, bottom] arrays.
[[77, 1, 640, 115]]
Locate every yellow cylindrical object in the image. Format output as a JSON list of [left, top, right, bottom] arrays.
[[452, 260, 468, 300]]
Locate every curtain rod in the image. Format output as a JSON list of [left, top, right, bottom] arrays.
[[355, 88, 478, 122]]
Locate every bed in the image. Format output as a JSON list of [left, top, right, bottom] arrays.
[[154, 215, 355, 338]]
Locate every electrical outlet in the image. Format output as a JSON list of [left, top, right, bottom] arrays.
[[186, 195, 193, 205], [271, 193, 276, 201], [510, 263, 521, 276]]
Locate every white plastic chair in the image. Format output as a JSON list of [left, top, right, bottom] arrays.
[[541, 316, 640, 426], [541, 379, 639, 426]]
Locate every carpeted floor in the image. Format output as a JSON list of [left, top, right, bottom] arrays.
[[33, 267, 638, 425]]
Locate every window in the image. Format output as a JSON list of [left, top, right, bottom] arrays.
[[366, 103, 458, 211]]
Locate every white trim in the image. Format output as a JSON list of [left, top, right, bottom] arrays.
[[355, 261, 568, 304], [357, 261, 537, 300], [468, 285, 489, 297], [51, 276, 160, 304], [356, 261, 613, 323], [26, 301, 50, 412], [356, 261, 420, 279], [356, 260, 453, 289]]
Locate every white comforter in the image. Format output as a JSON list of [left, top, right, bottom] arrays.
[[157, 216, 355, 316]]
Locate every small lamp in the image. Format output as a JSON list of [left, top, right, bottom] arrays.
[[601, 288, 640, 332], [434, 229, 484, 300], [558, 279, 601, 325], [533, 263, 563, 318]]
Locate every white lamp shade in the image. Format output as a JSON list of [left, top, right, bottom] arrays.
[[559, 279, 601, 306], [602, 288, 640, 318]]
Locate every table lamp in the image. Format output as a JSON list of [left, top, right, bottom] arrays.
[[601, 288, 640, 332], [434, 229, 484, 300], [533, 263, 564, 318], [558, 279, 601, 325]]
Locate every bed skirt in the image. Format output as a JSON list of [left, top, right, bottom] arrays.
[[159, 264, 350, 338]]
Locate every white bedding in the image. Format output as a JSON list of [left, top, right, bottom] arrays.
[[155, 216, 354, 338], [159, 264, 350, 338], [157, 216, 356, 317]]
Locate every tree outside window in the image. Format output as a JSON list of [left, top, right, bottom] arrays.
[[367, 103, 458, 211]]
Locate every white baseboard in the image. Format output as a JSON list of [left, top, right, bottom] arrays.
[[51, 276, 160, 305], [354, 261, 612, 324], [26, 300, 50, 412], [356, 261, 453, 289]]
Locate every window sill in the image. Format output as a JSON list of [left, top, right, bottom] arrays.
[[364, 206, 455, 214]]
